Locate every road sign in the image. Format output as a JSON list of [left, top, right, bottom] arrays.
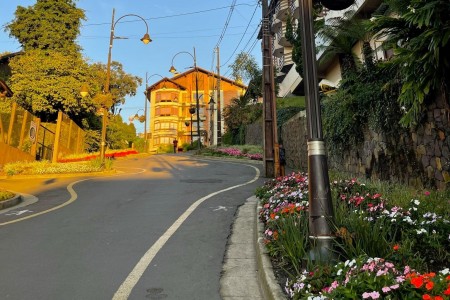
[[29, 121, 37, 143]]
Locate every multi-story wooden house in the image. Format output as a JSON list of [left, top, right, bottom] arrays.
[[145, 67, 246, 152]]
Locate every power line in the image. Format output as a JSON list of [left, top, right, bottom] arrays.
[[82, 3, 253, 27], [214, 0, 237, 48], [220, 2, 260, 67]]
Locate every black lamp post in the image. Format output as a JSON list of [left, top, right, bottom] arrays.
[[169, 47, 201, 150], [100, 8, 151, 163], [189, 106, 196, 146], [299, 0, 354, 262]]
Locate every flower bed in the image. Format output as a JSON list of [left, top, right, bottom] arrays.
[[214, 147, 263, 160], [58, 149, 138, 163], [256, 173, 450, 299]]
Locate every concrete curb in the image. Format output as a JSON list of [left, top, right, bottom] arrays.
[[253, 196, 286, 300], [0, 194, 22, 210]]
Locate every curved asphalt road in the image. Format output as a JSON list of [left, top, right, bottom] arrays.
[[0, 153, 265, 300]]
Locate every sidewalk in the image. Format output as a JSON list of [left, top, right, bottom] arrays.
[[220, 196, 286, 300]]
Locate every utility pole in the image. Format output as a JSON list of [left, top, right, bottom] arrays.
[[261, 0, 279, 177], [216, 47, 222, 146]]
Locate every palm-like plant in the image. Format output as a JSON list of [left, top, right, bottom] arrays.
[[317, 10, 371, 79], [369, 0, 450, 126]]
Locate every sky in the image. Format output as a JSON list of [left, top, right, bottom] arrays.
[[0, 0, 263, 134]]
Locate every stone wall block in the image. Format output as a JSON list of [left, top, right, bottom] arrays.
[[434, 140, 442, 157], [416, 145, 426, 155], [436, 157, 442, 171], [426, 165, 434, 178], [430, 157, 437, 169], [422, 155, 430, 167]]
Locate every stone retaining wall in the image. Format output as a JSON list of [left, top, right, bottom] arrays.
[[245, 95, 450, 189]]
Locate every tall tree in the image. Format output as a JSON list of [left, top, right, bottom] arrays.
[[370, 0, 450, 126], [5, 0, 85, 54], [229, 52, 262, 100], [5, 0, 91, 122], [88, 62, 142, 114]]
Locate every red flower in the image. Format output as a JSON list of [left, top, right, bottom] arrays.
[[444, 286, 450, 295], [422, 294, 431, 300], [434, 296, 443, 300], [393, 244, 400, 251], [425, 281, 434, 291], [411, 276, 424, 288]]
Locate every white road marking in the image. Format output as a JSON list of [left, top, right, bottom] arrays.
[[212, 205, 229, 211], [5, 210, 33, 216], [0, 168, 146, 226], [112, 164, 260, 299]]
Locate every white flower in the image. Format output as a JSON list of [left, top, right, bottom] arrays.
[[337, 269, 343, 276], [413, 199, 420, 206], [416, 228, 427, 235], [440, 268, 449, 275]]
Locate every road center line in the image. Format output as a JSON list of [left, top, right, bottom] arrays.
[[0, 168, 146, 226], [112, 164, 260, 300]]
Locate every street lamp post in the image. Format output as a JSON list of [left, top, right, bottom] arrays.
[[298, 0, 354, 262], [100, 8, 151, 163], [189, 106, 196, 146], [169, 47, 201, 150]]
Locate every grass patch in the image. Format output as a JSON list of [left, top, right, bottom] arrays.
[[277, 96, 306, 109], [0, 189, 15, 202]]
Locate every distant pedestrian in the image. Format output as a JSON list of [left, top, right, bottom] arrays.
[[173, 138, 178, 153], [279, 143, 286, 177]]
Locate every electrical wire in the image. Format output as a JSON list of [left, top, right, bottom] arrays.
[[214, 0, 237, 49], [220, 2, 260, 67]]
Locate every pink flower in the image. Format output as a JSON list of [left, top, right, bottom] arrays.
[[424, 191, 430, 196], [389, 284, 399, 290], [382, 286, 391, 293], [362, 291, 380, 299]]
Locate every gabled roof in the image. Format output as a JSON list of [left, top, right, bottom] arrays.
[[146, 77, 187, 92], [0, 51, 23, 64], [170, 67, 247, 89], [0, 80, 13, 98]]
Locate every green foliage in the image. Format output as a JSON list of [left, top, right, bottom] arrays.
[[4, 0, 142, 155], [318, 10, 369, 78], [8, 50, 92, 121], [0, 189, 15, 201], [106, 114, 136, 150], [88, 62, 142, 113], [221, 132, 233, 145], [222, 95, 262, 145], [229, 51, 262, 99], [5, 0, 85, 53], [276, 96, 305, 109], [322, 61, 403, 152], [285, 5, 324, 78], [268, 214, 310, 276], [285, 15, 304, 76], [157, 144, 174, 154], [369, 0, 450, 127]]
